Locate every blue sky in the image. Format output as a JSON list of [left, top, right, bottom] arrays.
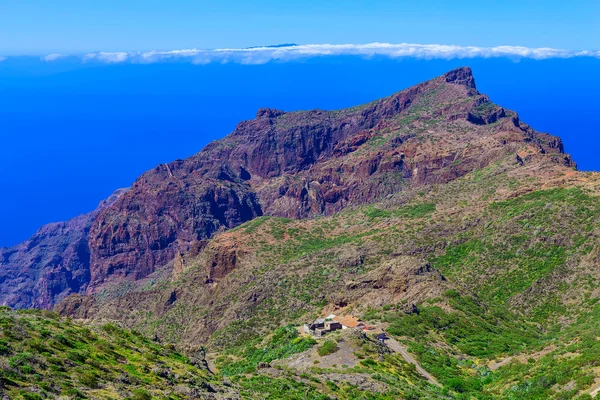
[[1, 0, 599, 55]]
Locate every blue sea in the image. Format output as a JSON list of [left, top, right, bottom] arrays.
[[1, 56, 599, 246]]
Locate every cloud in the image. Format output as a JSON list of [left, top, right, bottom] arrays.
[[83, 51, 129, 63], [42, 53, 65, 62], [53, 43, 600, 65], [0, 56, 6, 62]]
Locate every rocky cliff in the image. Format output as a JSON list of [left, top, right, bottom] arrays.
[[1, 67, 573, 307], [0, 189, 127, 308]]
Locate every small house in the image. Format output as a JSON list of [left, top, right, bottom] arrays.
[[304, 317, 342, 337], [333, 315, 361, 329], [325, 321, 342, 331], [303, 318, 325, 334]]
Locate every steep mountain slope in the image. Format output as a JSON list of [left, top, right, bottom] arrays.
[[86, 66, 571, 293], [55, 68, 577, 339]]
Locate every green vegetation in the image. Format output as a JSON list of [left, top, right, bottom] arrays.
[[317, 340, 338, 356], [378, 287, 600, 399], [387, 290, 541, 358], [214, 325, 315, 376], [432, 187, 600, 307], [0, 308, 219, 399], [365, 203, 436, 219], [469, 101, 500, 119]]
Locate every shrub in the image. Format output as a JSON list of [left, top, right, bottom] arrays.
[[79, 371, 99, 388], [0, 339, 10, 355], [67, 350, 87, 364], [317, 340, 338, 357], [19, 391, 43, 400], [54, 334, 72, 347], [129, 389, 152, 400], [8, 352, 34, 369]]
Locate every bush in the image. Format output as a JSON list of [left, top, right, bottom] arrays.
[[67, 350, 87, 364], [8, 352, 34, 369], [0, 339, 10, 355], [19, 391, 43, 400], [129, 389, 152, 400], [317, 340, 338, 357], [79, 371, 99, 388]]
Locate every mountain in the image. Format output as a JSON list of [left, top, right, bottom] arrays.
[[0, 67, 572, 309], [6, 67, 600, 399]]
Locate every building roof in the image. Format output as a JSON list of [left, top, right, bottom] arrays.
[[333, 315, 361, 328]]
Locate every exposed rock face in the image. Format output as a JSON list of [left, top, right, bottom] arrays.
[[87, 175, 262, 290], [0, 189, 127, 308], [332, 256, 450, 311], [3, 67, 575, 307], [86, 67, 571, 293]]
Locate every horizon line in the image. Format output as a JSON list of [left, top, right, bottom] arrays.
[[1, 42, 600, 65]]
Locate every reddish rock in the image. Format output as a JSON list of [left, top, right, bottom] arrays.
[[0, 189, 127, 308]]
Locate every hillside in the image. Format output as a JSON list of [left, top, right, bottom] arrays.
[[6, 67, 600, 399], [0, 308, 237, 399], [58, 159, 600, 399]]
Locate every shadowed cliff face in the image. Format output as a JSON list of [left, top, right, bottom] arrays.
[[1, 67, 574, 306], [0, 189, 128, 308]]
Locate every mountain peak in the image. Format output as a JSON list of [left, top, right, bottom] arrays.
[[443, 66, 476, 89]]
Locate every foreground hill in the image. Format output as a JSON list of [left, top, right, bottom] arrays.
[[0, 308, 237, 399]]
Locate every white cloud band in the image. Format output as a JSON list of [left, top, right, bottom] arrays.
[[42, 53, 65, 62], [36, 43, 600, 65]]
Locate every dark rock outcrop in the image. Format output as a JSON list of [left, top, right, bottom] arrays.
[[0, 189, 127, 308]]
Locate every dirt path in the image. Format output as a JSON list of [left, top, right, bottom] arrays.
[[488, 356, 514, 371], [487, 345, 555, 371], [384, 336, 441, 387], [590, 384, 600, 398]]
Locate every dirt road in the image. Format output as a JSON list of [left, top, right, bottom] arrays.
[[384, 336, 441, 387]]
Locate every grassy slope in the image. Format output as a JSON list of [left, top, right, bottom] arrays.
[[200, 159, 600, 399], [0, 308, 229, 400]]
